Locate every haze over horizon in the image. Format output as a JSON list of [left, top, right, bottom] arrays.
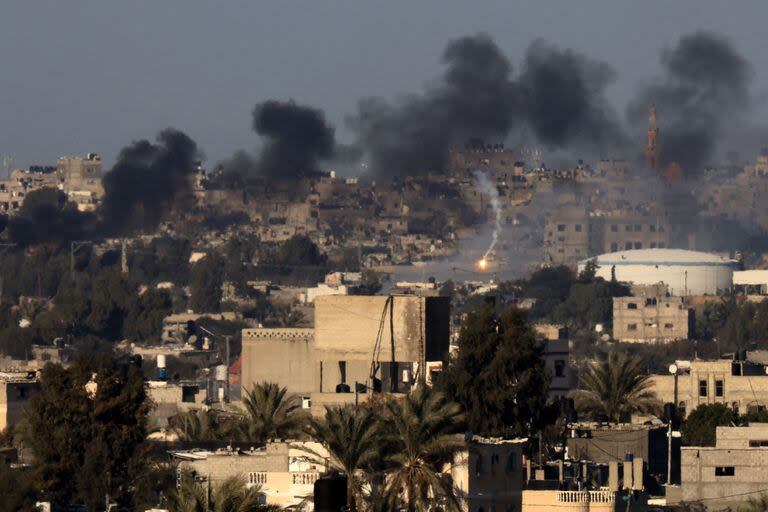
[[2, 1, 768, 170]]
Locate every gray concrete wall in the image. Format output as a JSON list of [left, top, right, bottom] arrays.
[[241, 328, 315, 396]]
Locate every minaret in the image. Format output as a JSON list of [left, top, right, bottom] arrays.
[[644, 106, 659, 170]]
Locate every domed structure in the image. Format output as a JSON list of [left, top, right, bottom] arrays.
[[579, 249, 738, 296]]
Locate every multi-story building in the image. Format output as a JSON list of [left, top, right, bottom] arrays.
[[0, 370, 39, 432], [649, 358, 768, 418], [533, 324, 573, 397], [612, 296, 693, 343], [679, 425, 768, 509], [172, 441, 328, 510], [451, 437, 526, 512]]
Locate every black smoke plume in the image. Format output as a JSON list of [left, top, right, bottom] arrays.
[[350, 34, 624, 176], [628, 31, 752, 171], [223, 100, 335, 180], [101, 128, 201, 234]]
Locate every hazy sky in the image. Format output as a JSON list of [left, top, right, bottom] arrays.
[[1, 1, 767, 170]]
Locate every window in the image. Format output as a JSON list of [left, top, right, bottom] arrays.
[[634, 242, 642, 249], [575, 224, 582, 232], [625, 242, 633, 250], [611, 243, 618, 252], [628, 303, 638, 309], [555, 360, 566, 378], [634, 224, 642, 232], [749, 440, 768, 447], [646, 298, 657, 306], [506, 453, 517, 473], [664, 323, 674, 329], [650, 242, 657, 248], [715, 380, 724, 397], [611, 224, 618, 232], [650, 224, 657, 232], [699, 379, 708, 397], [627, 323, 638, 331], [658, 242, 666, 248], [715, 466, 735, 476], [557, 224, 566, 232], [625, 225, 632, 232]]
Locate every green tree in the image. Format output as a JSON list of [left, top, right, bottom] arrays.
[[170, 410, 223, 442], [681, 403, 740, 446], [437, 305, 553, 437], [303, 404, 382, 510], [0, 461, 38, 512], [572, 351, 660, 423], [240, 382, 305, 443], [23, 357, 152, 510], [190, 252, 225, 313], [124, 288, 174, 342], [381, 387, 465, 512], [276, 235, 325, 268]]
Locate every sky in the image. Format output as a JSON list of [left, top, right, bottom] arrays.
[[1, 1, 768, 170]]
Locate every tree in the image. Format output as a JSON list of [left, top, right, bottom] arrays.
[[276, 235, 325, 268], [0, 461, 38, 512], [681, 403, 739, 446], [240, 382, 305, 443], [170, 410, 222, 442], [572, 351, 660, 423], [381, 387, 465, 512], [303, 404, 382, 510], [356, 269, 382, 296], [166, 473, 280, 512], [190, 252, 225, 313], [23, 357, 152, 510], [437, 304, 553, 437]]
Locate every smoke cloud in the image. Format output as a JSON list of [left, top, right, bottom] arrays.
[[350, 34, 625, 176], [101, 128, 201, 235], [223, 100, 335, 180], [627, 31, 753, 172]]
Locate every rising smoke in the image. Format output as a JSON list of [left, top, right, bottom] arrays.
[[222, 100, 336, 180], [350, 34, 626, 176], [474, 170, 502, 260], [101, 128, 201, 235], [627, 31, 753, 171]]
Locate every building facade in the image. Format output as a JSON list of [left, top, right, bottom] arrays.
[[612, 296, 693, 343]]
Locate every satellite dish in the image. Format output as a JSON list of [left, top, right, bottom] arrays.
[[668, 363, 678, 375]]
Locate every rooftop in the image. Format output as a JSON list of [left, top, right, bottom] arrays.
[[585, 249, 737, 267]]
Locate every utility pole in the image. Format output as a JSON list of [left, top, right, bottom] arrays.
[[225, 335, 231, 403], [121, 240, 128, 275]]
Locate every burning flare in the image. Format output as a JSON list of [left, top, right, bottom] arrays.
[[477, 258, 489, 271]]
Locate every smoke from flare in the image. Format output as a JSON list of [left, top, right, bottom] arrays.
[[474, 170, 502, 262]]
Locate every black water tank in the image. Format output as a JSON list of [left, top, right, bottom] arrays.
[[314, 473, 347, 512]]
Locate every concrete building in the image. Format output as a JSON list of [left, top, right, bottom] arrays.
[[451, 437, 526, 512], [147, 380, 207, 427], [160, 311, 242, 344], [649, 358, 768, 418], [580, 249, 738, 296], [544, 205, 591, 265], [240, 328, 315, 399], [311, 295, 450, 415], [680, 424, 768, 509], [533, 324, 572, 397], [172, 441, 328, 510], [612, 296, 693, 343], [0, 371, 38, 432]]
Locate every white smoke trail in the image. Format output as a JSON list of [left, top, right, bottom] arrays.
[[474, 170, 502, 260]]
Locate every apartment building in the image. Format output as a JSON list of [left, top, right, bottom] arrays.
[[612, 296, 693, 343]]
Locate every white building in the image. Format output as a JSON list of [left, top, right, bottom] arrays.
[[579, 249, 737, 296]]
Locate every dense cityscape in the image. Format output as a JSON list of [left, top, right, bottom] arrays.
[[4, 3, 768, 512]]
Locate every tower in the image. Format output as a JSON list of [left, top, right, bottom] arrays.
[[644, 106, 660, 170]]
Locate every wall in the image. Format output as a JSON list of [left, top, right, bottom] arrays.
[[0, 380, 38, 432], [612, 297, 692, 343], [451, 439, 525, 512], [681, 447, 768, 509], [240, 328, 315, 396]]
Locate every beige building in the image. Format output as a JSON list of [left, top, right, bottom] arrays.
[[0, 371, 38, 432], [173, 441, 327, 509], [311, 295, 450, 415], [451, 437, 526, 512], [612, 296, 693, 343], [241, 328, 315, 399], [533, 324, 572, 397], [680, 424, 768, 509], [147, 380, 207, 426], [649, 359, 768, 418]]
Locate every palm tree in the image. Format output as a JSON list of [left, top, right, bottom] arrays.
[[166, 473, 281, 512], [380, 386, 465, 512], [240, 382, 306, 443], [171, 410, 221, 442], [301, 404, 382, 511], [738, 494, 768, 512], [572, 351, 660, 423]]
